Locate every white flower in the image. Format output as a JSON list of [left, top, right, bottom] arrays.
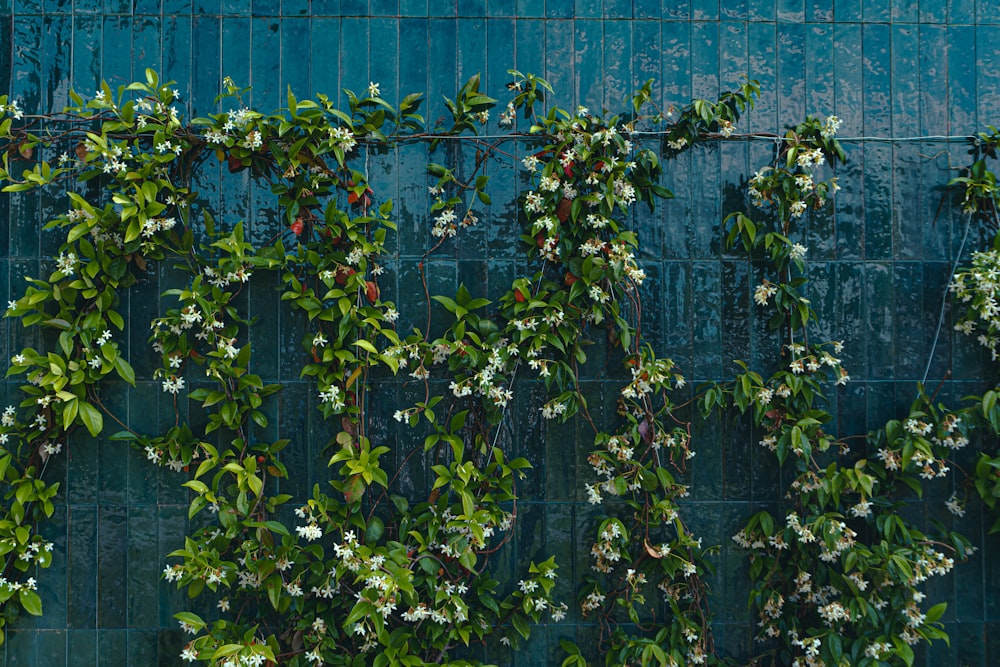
[[946, 493, 966, 517], [296, 523, 323, 541], [754, 282, 778, 306], [367, 81, 380, 98], [180, 646, 198, 662]]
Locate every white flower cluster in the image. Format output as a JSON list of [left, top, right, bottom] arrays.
[[431, 207, 458, 238], [328, 125, 356, 154], [3, 100, 23, 119], [590, 521, 624, 573], [795, 148, 825, 168], [142, 216, 177, 239], [820, 115, 841, 139], [55, 252, 79, 275], [754, 281, 778, 306], [0, 575, 37, 593], [318, 384, 345, 410], [951, 248, 1000, 358]]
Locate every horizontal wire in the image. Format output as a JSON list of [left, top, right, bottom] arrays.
[[396, 131, 976, 143]]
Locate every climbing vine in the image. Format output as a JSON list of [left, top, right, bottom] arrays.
[[0, 68, 997, 667]]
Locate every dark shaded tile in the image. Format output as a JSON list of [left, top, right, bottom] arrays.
[[67, 507, 98, 629]]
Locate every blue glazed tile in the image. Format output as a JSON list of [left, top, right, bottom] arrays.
[[776, 22, 805, 127], [892, 262, 926, 379], [309, 17, 341, 94], [574, 19, 603, 112], [948, 0, 975, 23], [283, 0, 310, 14], [251, 0, 279, 14], [832, 23, 862, 137], [805, 24, 833, 114], [862, 23, 891, 137], [340, 0, 368, 14], [128, 507, 160, 628], [863, 0, 890, 20], [458, 0, 486, 15], [690, 261, 722, 380], [891, 144, 923, 260], [891, 25, 920, 139], [948, 25, 976, 132], [746, 21, 774, 132], [721, 0, 746, 19], [920, 26, 949, 136], [833, 0, 862, 23], [67, 433, 100, 506], [663, 0, 690, 19], [97, 629, 127, 666], [862, 144, 892, 260], [544, 17, 575, 100], [918, 0, 946, 22], [691, 20, 718, 98], [721, 260, 750, 376], [835, 262, 866, 374], [691, 0, 718, 20], [132, 15, 163, 74], [127, 630, 158, 665], [6, 631, 36, 665], [977, 26, 1000, 132], [42, 14, 72, 113], [486, 0, 513, 16], [222, 0, 250, 12], [777, 0, 804, 21], [193, 0, 221, 13], [661, 260, 693, 366], [251, 18, 282, 108], [807, 0, 833, 20], [67, 507, 98, 629], [97, 506, 128, 628], [720, 20, 747, 90], [399, 0, 427, 15], [573, 0, 601, 19], [892, 0, 918, 21], [685, 146, 720, 257], [864, 262, 895, 379], [161, 15, 193, 106], [311, 0, 341, 14], [67, 631, 98, 667], [281, 17, 311, 95], [632, 0, 665, 19], [340, 16, 371, 95], [604, 0, 630, 18], [517, 0, 545, 18], [457, 18, 486, 89]]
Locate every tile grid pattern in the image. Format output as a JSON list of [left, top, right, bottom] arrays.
[[2, 2, 1000, 664]]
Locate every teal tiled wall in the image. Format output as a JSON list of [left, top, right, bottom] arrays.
[[3, 1, 1000, 665]]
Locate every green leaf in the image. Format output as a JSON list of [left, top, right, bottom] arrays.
[[925, 602, 947, 624], [62, 398, 79, 431], [113, 356, 136, 385], [78, 401, 103, 437], [511, 613, 530, 640], [18, 589, 42, 616]]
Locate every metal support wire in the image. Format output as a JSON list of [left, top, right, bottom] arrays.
[[922, 212, 975, 386]]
